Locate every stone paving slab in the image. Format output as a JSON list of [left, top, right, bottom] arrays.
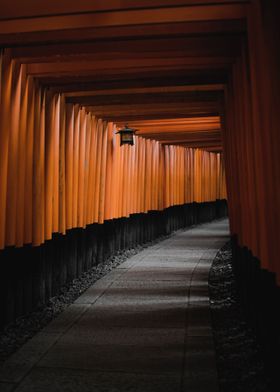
[[0, 332, 62, 384], [0, 383, 15, 392], [115, 268, 194, 282], [183, 376, 219, 392], [14, 368, 181, 392], [91, 299, 188, 314], [42, 304, 91, 334], [56, 325, 186, 346], [130, 260, 198, 269], [0, 219, 229, 392], [73, 305, 187, 329], [38, 343, 185, 374], [99, 288, 189, 304], [184, 336, 217, 378]]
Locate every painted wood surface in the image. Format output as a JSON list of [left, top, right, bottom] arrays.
[[0, 53, 227, 251], [222, 0, 280, 284]]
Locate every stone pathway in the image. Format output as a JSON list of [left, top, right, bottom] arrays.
[[0, 219, 229, 392]]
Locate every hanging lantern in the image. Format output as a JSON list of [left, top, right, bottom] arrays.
[[116, 124, 137, 146]]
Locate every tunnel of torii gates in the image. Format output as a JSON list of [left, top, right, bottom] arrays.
[[0, 0, 279, 329]]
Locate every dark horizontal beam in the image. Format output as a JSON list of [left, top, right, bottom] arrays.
[[65, 91, 223, 106], [160, 140, 222, 147], [148, 139, 222, 145], [0, 20, 246, 47], [0, 4, 248, 35], [120, 116, 221, 126], [0, 0, 250, 21], [26, 61, 229, 79], [44, 71, 228, 91], [136, 127, 221, 134], [84, 101, 221, 110], [64, 84, 224, 98], [124, 116, 221, 131], [91, 112, 221, 122], [138, 131, 221, 139], [11, 35, 243, 61]]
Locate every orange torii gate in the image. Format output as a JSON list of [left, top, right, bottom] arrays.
[[0, 54, 226, 250]]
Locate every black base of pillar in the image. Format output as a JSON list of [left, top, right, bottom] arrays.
[[0, 200, 227, 329], [232, 237, 280, 389]]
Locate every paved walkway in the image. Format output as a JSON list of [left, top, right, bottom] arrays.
[[0, 219, 229, 392]]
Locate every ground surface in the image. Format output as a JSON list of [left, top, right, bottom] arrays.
[[0, 219, 229, 392], [0, 244, 157, 363], [209, 243, 270, 392], [0, 222, 271, 392]]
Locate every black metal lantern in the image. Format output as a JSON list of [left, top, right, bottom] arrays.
[[116, 124, 136, 146]]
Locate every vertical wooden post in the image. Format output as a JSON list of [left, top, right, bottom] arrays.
[[33, 88, 45, 246], [52, 94, 60, 233], [83, 112, 92, 226], [24, 77, 35, 245], [98, 122, 108, 224], [93, 119, 103, 223], [77, 108, 86, 227], [16, 65, 28, 247], [72, 105, 80, 228], [88, 116, 97, 223], [44, 92, 55, 240], [0, 53, 12, 249], [65, 104, 74, 230], [5, 62, 21, 246], [59, 94, 66, 234]]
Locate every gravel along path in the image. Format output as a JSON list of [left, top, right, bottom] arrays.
[[209, 243, 270, 392]]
